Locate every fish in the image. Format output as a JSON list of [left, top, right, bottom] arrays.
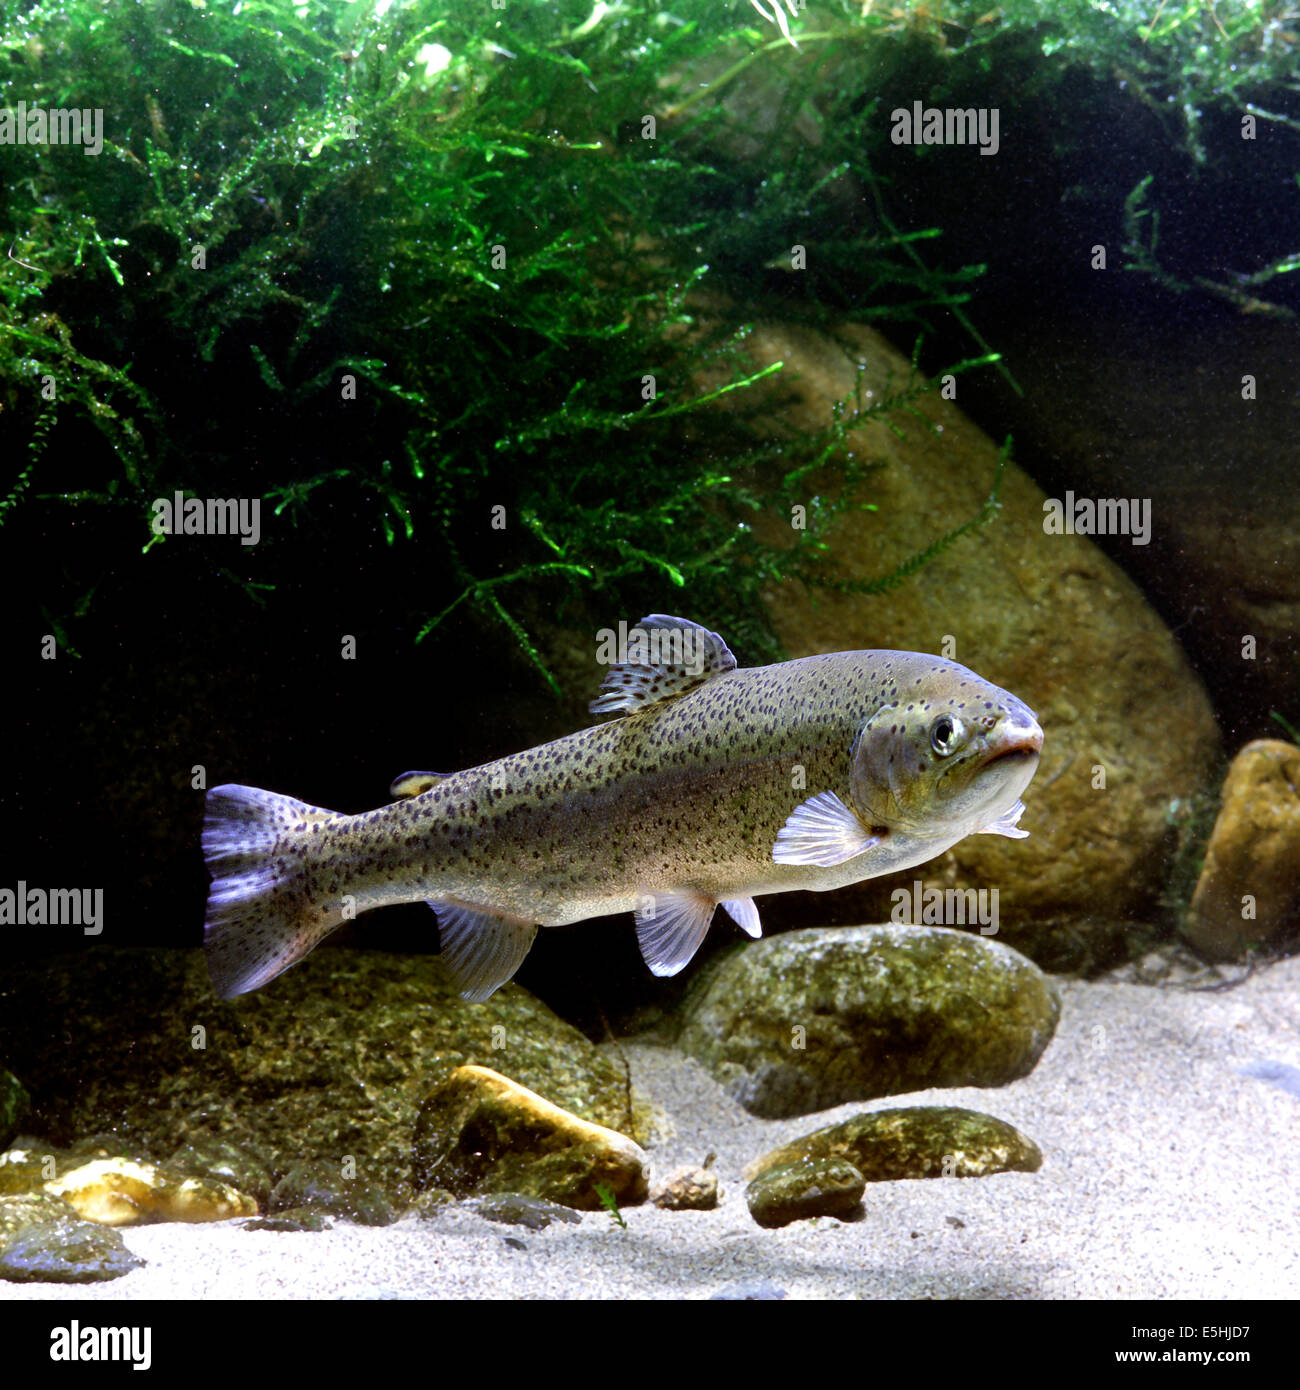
[[202, 614, 1043, 1002]]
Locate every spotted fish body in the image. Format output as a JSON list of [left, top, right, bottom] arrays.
[[203, 616, 1043, 1001]]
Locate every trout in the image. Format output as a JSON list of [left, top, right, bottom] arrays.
[[203, 615, 1043, 1001]]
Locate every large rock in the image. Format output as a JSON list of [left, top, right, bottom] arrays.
[[721, 320, 1221, 969], [0, 947, 649, 1196], [988, 307, 1300, 738], [0, 1193, 144, 1284], [1183, 739, 1300, 960], [675, 924, 1059, 1118], [745, 1107, 1043, 1182], [412, 1065, 648, 1210]]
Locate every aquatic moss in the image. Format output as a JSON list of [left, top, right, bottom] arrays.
[[1123, 171, 1299, 320], [987, 0, 1300, 165], [0, 1, 1000, 682], [7, 1, 1287, 683]]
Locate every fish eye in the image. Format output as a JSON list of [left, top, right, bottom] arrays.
[[930, 713, 963, 756]]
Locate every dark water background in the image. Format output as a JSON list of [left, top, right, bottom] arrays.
[[2, 3, 1297, 1028]]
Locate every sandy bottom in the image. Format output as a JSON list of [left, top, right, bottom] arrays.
[[5, 953, 1298, 1301]]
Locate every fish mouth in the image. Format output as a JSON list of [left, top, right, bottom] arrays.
[[973, 730, 1042, 801], [984, 742, 1041, 769], [984, 724, 1044, 768], [934, 736, 1040, 818]]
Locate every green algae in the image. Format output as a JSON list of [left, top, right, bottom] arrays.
[[0, 0, 1004, 681], [3, 1, 1291, 680]]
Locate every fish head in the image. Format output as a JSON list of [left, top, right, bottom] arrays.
[[847, 657, 1043, 841]]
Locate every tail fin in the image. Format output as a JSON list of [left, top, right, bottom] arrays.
[[202, 784, 348, 998]]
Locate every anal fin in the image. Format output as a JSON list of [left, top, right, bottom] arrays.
[[427, 900, 538, 1001]]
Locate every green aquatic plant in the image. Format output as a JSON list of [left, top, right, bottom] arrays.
[[2, 0, 1026, 681], [26, 0, 1293, 681], [1268, 711, 1300, 745], [1122, 172, 1299, 320], [593, 1181, 628, 1231], [1158, 787, 1222, 933]]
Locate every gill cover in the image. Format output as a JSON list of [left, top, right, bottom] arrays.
[[849, 707, 933, 822]]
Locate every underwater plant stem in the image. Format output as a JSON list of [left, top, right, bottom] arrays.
[[861, 169, 1022, 398], [663, 32, 838, 120]]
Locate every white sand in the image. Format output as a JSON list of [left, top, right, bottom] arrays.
[[5, 951, 1298, 1300]]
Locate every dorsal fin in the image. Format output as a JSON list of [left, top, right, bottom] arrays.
[[389, 770, 449, 800], [590, 614, 737, 715]]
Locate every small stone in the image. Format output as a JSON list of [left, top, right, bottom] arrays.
[[411, 1188, 457, 1217], [45, 1156, 258, 1226], [163, 1171, 258, 1222], [242, 1208, 332, 1233], [463, 1193, 584, 1230], [1183, 740, 1300, 960], [709, 1280, 788, 1300], [745, 1107, 1042, 1183], [745, 1156, 865, 1229], [1139, 951, 1170, 981], [0, 1149, 51, 1197], [1238, 1059, 1300, 1101], [0, 1194, 144, 1283], [269, 1164, 399, 1226], [412, 1065, 648, 1211], [0, 1192, 74, 1240], [168, 1138, 275, 1208], [0, 1222, 145, 1283], [650, 1165, 718, 1210]]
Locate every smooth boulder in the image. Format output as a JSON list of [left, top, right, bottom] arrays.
[[676, 925, 1059, 1118], [1183, 739, 1300, 960], [412, 1065, 648, 1210]]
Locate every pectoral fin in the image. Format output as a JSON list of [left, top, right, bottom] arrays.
[[978, 799, 1030, 838], [390, 771, 449, 800], [427, 900, 538, 1001], [772, 791, 882, 867]]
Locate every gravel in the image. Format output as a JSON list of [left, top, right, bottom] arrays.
[[4, 951, 1297, 1301]]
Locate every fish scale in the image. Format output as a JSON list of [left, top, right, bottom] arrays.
[[203, 615, 1042, 1002]]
